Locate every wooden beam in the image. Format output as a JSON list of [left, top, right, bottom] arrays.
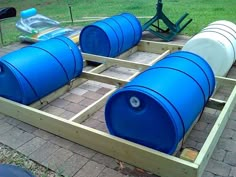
[[89, 63, 110, 73], [206, 98, 226, 110], [116, 46, 138, 59], [138, 40, 183, 54], [148, 50, 170, 65], [69, 88, 116, 123], [216, 76, 236, 86], [211, 76, 236, 98], [83, 60, 87, 67], [80, 71, 128, 87], [82, 53, 149, 71], [194, 85, 236, 177], [0, 97, 198, 177]]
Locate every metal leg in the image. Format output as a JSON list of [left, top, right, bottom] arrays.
[[179, 18, 193, 33], [176, 13, 189, 26], [142, 15, 159, 31], [0, 22, 4, 45], [68, 4, 74, 25]]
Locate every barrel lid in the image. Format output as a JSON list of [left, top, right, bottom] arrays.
[[105, 87, 181, 154], [80, 25, 111, 57]]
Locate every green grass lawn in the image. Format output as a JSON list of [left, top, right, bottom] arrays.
[[1, 0, 236, 45]]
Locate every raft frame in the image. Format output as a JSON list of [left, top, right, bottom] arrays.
[[0, 40, 235, 177]]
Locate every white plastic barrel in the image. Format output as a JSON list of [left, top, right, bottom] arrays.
[[182, 20, 236, 76]]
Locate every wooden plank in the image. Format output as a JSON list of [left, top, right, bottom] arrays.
[[138, 40, 183, 54], [82, 53, 149, 71], [208, 76, 235, 98], [148, 50, 170, 65], [180, 149, 199, 163], [80, 71, 128, 87], [0, 97, 198, 177], [116, 46, 138, 59], [127, 72, 141, 81], [216, 76, 236, 86], [83, 60, 87, 67], [89, 63, 110, 73], [69, 88, 116, 123], [206, 98, 226, 110], [194, 86, 236, 177]]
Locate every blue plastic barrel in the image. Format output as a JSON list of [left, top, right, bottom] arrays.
[[0, 164, 35, 177], [105, 51, 215, 154], [0, 36, 83, 105], [80, 13, 142, 57]]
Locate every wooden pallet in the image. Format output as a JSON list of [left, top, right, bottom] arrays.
[[0, 40, 235, 177]]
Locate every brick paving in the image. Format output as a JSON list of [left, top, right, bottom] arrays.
[[0, 35, 236, 177]]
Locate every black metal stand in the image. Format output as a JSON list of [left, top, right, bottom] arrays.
[[142, 0, 192, 41], [68, 4, 74, 25]]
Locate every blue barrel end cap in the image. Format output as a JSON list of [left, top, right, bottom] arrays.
[[80, 25, 111, 57], [105, 88, 180, 154]]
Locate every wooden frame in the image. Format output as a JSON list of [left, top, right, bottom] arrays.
[[0, 40, 235, 177]]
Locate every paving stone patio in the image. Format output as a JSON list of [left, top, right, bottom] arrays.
[[0, 33, 236, 177]]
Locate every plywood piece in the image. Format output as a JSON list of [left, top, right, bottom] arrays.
[[180, 148, 199, 162]]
